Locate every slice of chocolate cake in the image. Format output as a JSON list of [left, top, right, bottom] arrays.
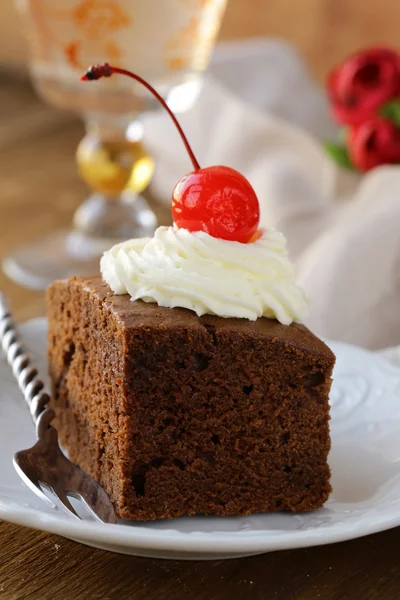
[[47, 275, 334, 521]]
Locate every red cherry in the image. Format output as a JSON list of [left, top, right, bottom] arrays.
[[349, 117, 400, 171], [82, 63, 260, 243], [172, 166, 259, 243]]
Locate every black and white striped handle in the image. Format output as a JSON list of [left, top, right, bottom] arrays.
[[0, 294, 50, 423]]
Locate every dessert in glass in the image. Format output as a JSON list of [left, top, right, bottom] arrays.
[[5, 0, 227, 289]]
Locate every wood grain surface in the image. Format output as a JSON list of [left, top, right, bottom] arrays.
[[2, 2, 400, 598]]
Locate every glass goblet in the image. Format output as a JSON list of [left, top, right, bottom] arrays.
[[5, 0, 227, 289]]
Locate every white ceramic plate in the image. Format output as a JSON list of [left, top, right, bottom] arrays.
[[1, 318, 400, 560]]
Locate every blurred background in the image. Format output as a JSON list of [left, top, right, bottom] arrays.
[[3, 0, 400, 80], [1, 0, 399, 331]]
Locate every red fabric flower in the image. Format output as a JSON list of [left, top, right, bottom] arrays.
[[328, 47, 400, 125], [349, 117, 400, 172]]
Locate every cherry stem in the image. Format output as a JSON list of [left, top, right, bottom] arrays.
[[81, 63, 201, 171]]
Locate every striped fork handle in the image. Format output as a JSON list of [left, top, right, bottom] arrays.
[[0, 293, 50, 423]]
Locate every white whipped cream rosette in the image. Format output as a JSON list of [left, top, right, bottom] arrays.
[[101, 226, 308, 326]]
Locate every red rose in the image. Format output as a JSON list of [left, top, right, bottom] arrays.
[[328, 47, 400, 125], [348, 117, 400, 171]]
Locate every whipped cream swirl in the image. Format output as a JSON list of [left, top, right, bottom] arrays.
[[101, 226, 308, 325]]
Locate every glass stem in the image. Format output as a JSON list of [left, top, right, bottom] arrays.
[[73, 114, 156, 240]]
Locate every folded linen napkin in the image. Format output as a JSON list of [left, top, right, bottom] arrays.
[[298, 167, 400, 349]]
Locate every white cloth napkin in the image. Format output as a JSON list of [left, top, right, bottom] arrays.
[[142, 39, 400, 354], [298, 167, 400, 350]]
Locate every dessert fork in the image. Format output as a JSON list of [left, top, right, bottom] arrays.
[[0, 294, 116, 523]]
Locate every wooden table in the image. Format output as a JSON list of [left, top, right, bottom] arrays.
[[1, 74, 400, 600]]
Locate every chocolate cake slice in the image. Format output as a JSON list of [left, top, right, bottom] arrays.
[[47, 275, 335, 521]]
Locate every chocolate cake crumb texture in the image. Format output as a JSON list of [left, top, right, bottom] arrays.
[[47, 276, 335, 521]]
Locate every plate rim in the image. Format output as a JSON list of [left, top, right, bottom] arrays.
[[2, 500, 400, 554]]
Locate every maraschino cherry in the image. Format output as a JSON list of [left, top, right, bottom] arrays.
[[82, 63, 260, 243]]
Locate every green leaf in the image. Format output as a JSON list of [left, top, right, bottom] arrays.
[[380, 100, 400, 126], [324, 141, 354, 170]]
